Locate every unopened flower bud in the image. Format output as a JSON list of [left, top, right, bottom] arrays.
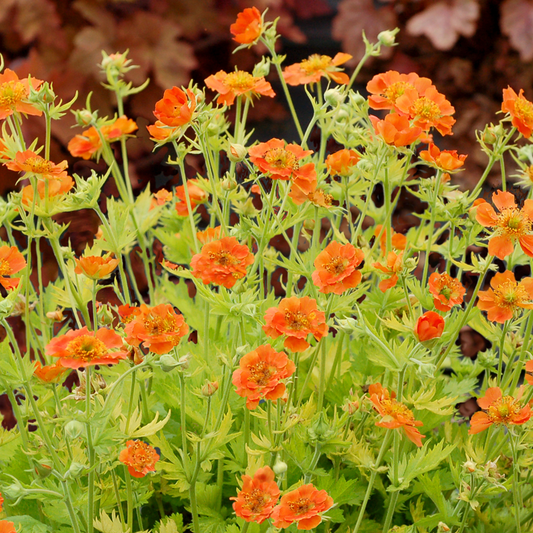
[[97, 304, 114, 325], [377, 29, 397, 47], [35, 461, 53, 478], [201, 380, 219, 397], [342, 399, 360, 415], [159, 354, 181, 372], [324, 88, 344, 107], [228, 143, 247, 162], [253, 57, 271, 78], [272, 458, 288, 475], [3, 480, 26, 500], [221, 177, 238, 191], [65, 462, 86, 479], [350, 92, 366, 107], [46, 309, 64, 322], [179, 354, 191, 370], [336, 317, 357, 333], [74, 109, 97, 127], [463, 459, 477, 473], [65, 420, 85, 440], [437, 522, 450, 532], [303, 219, 315, 230]]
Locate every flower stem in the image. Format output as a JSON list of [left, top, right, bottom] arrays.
[[352, 430, 393, 533]]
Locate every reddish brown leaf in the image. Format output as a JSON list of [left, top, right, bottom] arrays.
[[332, 0, 397, 62], [406, 0, 480, 51], [501, 0, 533, 61], [14, 0, 62, 44]]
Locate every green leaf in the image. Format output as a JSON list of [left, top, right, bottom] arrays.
[[93, 510, 129, 533], [391, 440, 456, 492], [9, 516, 52, 533]]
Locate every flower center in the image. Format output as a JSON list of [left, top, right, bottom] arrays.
[[487, 396, 522, 423], [300, 54, 331, 75], [284, 311, 312, 331], [122, 441, 155, 472], [0, 259, 11, 276], [309, 189, 333, 207], [384, 81, 415, 105], [0, 81, 26, 108], [208, 250, 238, 266], [412, 97, 441, 121], [514, 97, 533, 123], [381, 398, 415, 422], [25, 156, 54, 175], [143, 312, 178, 335], [288, 497, 314, 515], [324, 256, 347, 275], [225, 71, 256, 91], [493, 280, 530, 309], [66, 335, 108, 361], [264, 147, 299, 171], [243, 489, 269, 513], [247, 360, 274, 386], [497, 207, 531, 237]]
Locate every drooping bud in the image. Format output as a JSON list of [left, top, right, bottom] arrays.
[[65, 420, 85, 440]]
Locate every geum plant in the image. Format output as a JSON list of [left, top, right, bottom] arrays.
[[1, 6, 533, 533]]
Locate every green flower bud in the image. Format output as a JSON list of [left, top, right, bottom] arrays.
[[377, 29, 398, 47], [228, 143, 247, 163], [65, 419, 85, 440], [272, 458, 288, 475], [65, 462, 86, 479], [201, 380, 219, 397], [159, 354, 181, 372], [324, 88, 344, 107], [253, 57, 271, 78]]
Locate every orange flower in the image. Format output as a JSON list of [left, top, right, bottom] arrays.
[[190, 237, 254, 289], [34, 360, 69, 383], [175, 179, 208, 216], [312, 241, 365, 295], [125, 304, 189, 355], [153, 86, 196, 127], [45, 326, 128, 369], [21, 174, 74, 207], [197, 226, 222, 244], [369, 383, 425, 447], [476, 270, 533, 323], [428, 272, 465, 311], [271, 484, 333, 530], [366, 71, 434, 112], [475, 190, 533, 259], [230, 7, 263, 44], [373, 251, 403, 292], [420, 143, 467, 171], [0, 521, 16, 533], [263, 296, 328, 352], [119, 440, 160, 478], [231, 466, 280, 523], [0, 69, 43, 119], [283, 53, 352, 86], [205, 70, 275, 106], [501, 87, 533, 138], [0, 245, 26, 290], [307, 188, 334, 208], [68, 117, 138, 160], [118, 304, 141, 324], [370, 114, 422, 147], [249, 138, 316, 183], [374, 224, 407, 255], [146, 120, 178, 142], [415, 311, 445, 341], [325, 149, 360, 177], [469, 387, 531, 434], [232, 344, 295, 409], [0, 493, 3, 512], [395, 86, 456, 136], [68, 127, 101, 159], [6, 150, 69, 180], [525, 359, 533, 385], [75, 254, 119, 280], [154, 189, 172, 205]]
